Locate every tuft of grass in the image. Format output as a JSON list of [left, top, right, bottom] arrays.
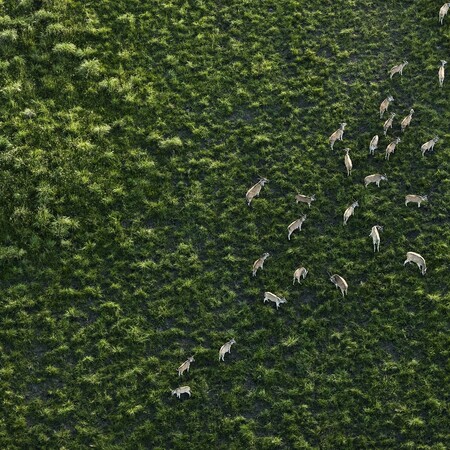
[[78, 59, 103, 78]]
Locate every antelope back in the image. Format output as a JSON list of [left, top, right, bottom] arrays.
[[335, 275, 348, 289]]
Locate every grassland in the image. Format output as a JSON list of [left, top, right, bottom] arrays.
[[0, 0, 449, 448]]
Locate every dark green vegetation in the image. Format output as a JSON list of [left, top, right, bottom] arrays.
[[0, 0, 449, 448]]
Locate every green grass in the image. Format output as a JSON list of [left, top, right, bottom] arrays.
[[0, 0, 449, 448]]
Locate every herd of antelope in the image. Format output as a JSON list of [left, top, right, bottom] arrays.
[[170, 4, 446, 400], [247, 55, 436, 307]]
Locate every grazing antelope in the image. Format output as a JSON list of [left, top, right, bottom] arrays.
[[369, 135, 379, 155], [329, 274, 348, 297], [178, 356, 195, 376], [246, 178, 268, 206], [287, 215, 307, 240], [329, 123, 347, 149], [383, 113, 396, 136], [404, 252, 427, 275], [343, 148, 352, 176], [385, 137, 400, 160], [295, 193, 316, 208], [421, 136, 439, 156], [252, 252, 270, 276], [439, 60, 447, 87], [401, 109, 414, 132], [439, 3, 450, 24], [293, 267, 308, 285], [389, 61, 408, 79], [369, 225, 383, 252], [405, 194, 428, 208], [263, 291, 287, 309], [343, 201, 358, 225], [364, 173, 388, 188], [171, 386, 191, 398], [380, 96, 394, 118], [219, 338, 236, 361]]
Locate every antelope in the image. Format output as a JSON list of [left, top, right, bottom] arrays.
[[293, 267, 308, 284], [178, 356, 195, 376], [369, 225, 383, 252], [383, 113, 396, 136], [252, 252, 270, 276], [171, 386, 191, 398], [246, 178, 268, 206], [219, 338, 236, 361], [364, 173, 388, 188], [439, 60, 447, 87], [389, 61, 408, 79], [369, 135, 379, 155], [439, 3, 450, 25], [287, 215, 307, 240], [421, 136, 439, 156], [401, 109, 414, 132], [404, 252, 427, 275], [385, 137, 400, 160], [343, 148, 352, 176], [295, 193, 316, 208], [405, 194, 427, 208], [380, 96, 394, 118], [329, 123, 347, 149], [263, 291, 287, 309], [343, 201, 358, 225], [329, 274, 348, 297]]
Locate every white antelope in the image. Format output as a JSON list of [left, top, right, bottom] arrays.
[[385, 137, 400, 160], [246, 178, 268, 206], [287, 215, 307, 240], [405, 194, 427, 208], [364, 173, 388, 188], [439, 3, 450, 24], [343, 201, 358, 225], [421, 136, 439, 156], [343, 148, 352, 176], [380, 96, 394, 118], [178, 356, 195, 376], [329, 274, 348, 297], [369, 225, 383, 252], [329, 123, 347, 149], [171, 386, 191, 398], [293, 267, 308, 284], [439, 60, 447, 87], [404, 252, 427, 275], [219, 338, 236, 361], [389, 61, 408, 79], [263, 291, 287, 309], [401, 109, 414, 132], [369, 135, 379, 155], [383, 113, 396, 136], [295, 193, 316, 208], [252, 252, 270, 276]]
